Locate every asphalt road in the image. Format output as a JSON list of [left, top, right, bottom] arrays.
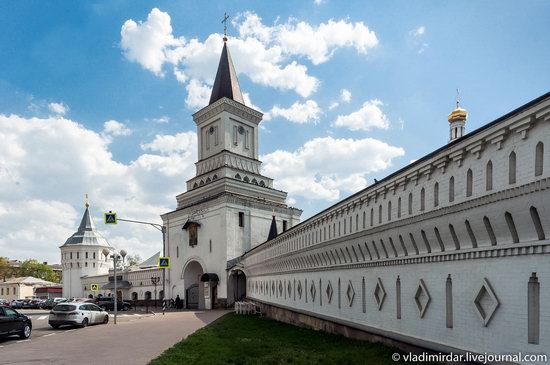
[[0, 309, 229, 365]]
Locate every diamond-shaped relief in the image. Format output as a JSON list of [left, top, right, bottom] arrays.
[[310, 280, 317, 302], [414, 279, 431, 318], [279, 281, 283, 296], [287, 281, 292, 297], [272, 281, 275, 296], [326, 281, 333, 303], [346, 280, 355, 307], [297, 280, 303, 299], [374, 278, 386, 310], [474, 278, 500, 327]]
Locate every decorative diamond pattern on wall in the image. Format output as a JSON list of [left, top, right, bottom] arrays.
[[272, 281, 275, 296], [278, 281, 283, 296], [297, 280, 303, 299], [414, 279, 431, 318], [287, 281, 292, 297], [347, 280, 355, 307], [474, 278, 500, 327], [374, 278, 386, 310], [326, 280, 333, 303], [310, 280, 317, 302]]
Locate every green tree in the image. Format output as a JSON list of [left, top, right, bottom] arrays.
[[0, 257, 11, 281], [19, 259, 59, 283]]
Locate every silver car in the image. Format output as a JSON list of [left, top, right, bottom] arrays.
[[49, 303, 109, 329]]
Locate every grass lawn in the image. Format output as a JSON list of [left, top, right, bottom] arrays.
[[149, 314, 429, 365]]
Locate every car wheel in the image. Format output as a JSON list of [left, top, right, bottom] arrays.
[[122, 305, 129, 311], [50, 324, 60, 329], [103, 315, 109, 324], [20, 323, 31, 339], [81, 317, 89, 328]]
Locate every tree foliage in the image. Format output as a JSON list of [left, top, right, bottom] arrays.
[[19, 259, 59, 283], [0, 257, 11, 281]]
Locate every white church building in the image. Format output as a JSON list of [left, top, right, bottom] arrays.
[[60, 35, 549, 361], [162, 38, 549, 360]]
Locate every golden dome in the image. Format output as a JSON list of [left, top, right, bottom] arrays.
[[448, 106, 467, 123]]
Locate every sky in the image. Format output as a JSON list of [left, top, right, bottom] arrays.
[[1, 1, 549, 265]]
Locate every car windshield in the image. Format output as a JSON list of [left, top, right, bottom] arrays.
[[53, 304, 77, 311]]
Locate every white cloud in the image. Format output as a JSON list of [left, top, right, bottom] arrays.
[[264, 100, 321, 124], [277, 19, 378, 65], [340, 89, 352, 103], [120, 10, 378, 103], [261, 136, 404, 201], [0, 113, 197, 263], [410, 26, 425, 37], [408, 26, 429, 54], [185, 79, 211, 110], [146, 116, 170, 124], [314, 0, 323, 5], [333, 99, 389, 131], [102, 120, 132, 137], [120, 8, 184, 76], [48, 102, 69, 116], [328, 102, 339, 111]]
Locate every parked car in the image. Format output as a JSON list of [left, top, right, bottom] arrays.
[[0, 305, 32, 339], [48, 303, 108, 329], [9, 300, 25, 309], [93, 297, 131, 311], [22, 299, 43, 309], [41, 298, 67, 310]]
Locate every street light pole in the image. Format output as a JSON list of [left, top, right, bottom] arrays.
[[151, 276, 160, 307], [103, 248, 126, 325], [162, 226, 166, 314]]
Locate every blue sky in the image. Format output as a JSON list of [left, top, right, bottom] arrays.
[[1, 1, 549, 264]]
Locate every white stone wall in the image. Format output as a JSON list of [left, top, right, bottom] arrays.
[[61, 246, 110, 298], [243, 96, 550, 363]]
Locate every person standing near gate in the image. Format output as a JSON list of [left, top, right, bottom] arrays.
[[175, 295, 182, 309]]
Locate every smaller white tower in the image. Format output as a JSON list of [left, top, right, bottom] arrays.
[[448, 92, 468, 142], [60, 196, 112, 299]]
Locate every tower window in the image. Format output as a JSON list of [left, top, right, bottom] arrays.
[[93, 252, 96, 260], [449, 176, 455, 202], [283, 220, 288, 232], [85, 252, 88, 259], [535, 142, 544, 176], [466, 169, 473, 197], [486, 161, 493, 191], [239, 212, 244, 227], [509, 151, 516, 184], [420, 188, 425, 211]]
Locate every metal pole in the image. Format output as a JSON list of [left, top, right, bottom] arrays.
[[162, 226, 166, 315], [114, 254, 117, 325]]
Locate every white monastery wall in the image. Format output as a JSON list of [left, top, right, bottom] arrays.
[[242, 95, 550, 362]]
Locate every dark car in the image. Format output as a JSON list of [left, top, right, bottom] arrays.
[[93, 297, 131, 311], [0, 305, 32, 339], [94, 297, 132, 311]]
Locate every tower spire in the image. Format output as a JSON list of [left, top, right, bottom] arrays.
[[208, 26, 245, 105], [222, 12, 229, 42], [85, 193, 89, 208]]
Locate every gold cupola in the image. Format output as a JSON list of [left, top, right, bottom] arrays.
[[448, 90, 467, 142]]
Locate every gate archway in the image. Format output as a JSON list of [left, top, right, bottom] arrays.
[[183, 260, 205, 309]]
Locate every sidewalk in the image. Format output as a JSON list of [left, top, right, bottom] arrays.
[[0, 310, 229, 365]]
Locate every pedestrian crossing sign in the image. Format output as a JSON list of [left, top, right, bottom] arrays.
[[91, 284, 100, 291], [158, 257, 170, 269], [104, 211, 117, 224]]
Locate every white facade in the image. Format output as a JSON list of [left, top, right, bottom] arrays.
[[242, 93, 550, 363], [162, 96, 301, 309], [60, 204, 112, 299]]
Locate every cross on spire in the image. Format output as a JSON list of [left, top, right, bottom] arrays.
[[85, 193, 89, 208], [222, 12, 229, 42], [456, 88, 460, 108]]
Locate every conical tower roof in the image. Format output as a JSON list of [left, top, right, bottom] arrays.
[[209, 41, 245, 105], [268, 215, 278, 241], [61, 201, 111, 247]]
